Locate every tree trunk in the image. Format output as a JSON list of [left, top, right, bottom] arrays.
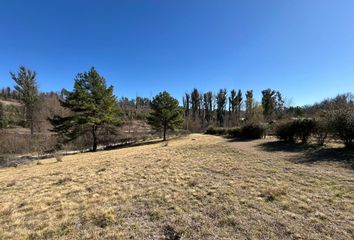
[[92, 126, 97, 152], [25, 105, 34, 135], [163, 124, 167, 141]]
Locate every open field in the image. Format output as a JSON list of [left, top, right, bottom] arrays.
[[0, 134, 353, 239]]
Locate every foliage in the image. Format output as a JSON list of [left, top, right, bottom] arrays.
[[205, 127, 228, 136], [245, 90, 254, 121], [313, 119, 329, 146], [49, 67, 122, 151], [329, 108, 354, 149], [216, 89, 227, 126], [261, 88, 277, 121], [227, 127, 241, 138], [239, 123, 266, 139], [275, 119, 317, 144], [10, 66, 39, 134], [275, 121, 297, 143], [191, 88, 201, 121], [0, 103, 7, 128], [147, 91, 184, 141], [294, 119, 317, 144]]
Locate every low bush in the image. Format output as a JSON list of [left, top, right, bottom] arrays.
[[205, 127, 227, 135], [294, 119, 316, 144], [313, 119, 329, 146], [227, 127, 241, 138], [275, 119, 316, 144], [329, 108, 354, 149], [239, 123, 265, 139]]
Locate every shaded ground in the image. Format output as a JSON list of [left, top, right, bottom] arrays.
[[259, 140, 354, 170], [0, 134, 353, 239]]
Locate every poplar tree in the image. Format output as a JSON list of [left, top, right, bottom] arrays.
[[261, 88, 277, 121], [235, 90, 243, 124], [245, 90, 254, 121], [216, 89, 227, 126], [191, 88, 201, 121]]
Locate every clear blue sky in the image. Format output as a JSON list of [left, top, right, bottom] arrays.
[[0, 0, 353, 106]]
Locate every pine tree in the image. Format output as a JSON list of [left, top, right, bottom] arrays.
[[147, 91, 183, 141], [10, 66, 39, 135], [49, 67, 122, 152]]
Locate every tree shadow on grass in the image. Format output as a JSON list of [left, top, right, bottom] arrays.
[[103, 139, 164, 151], [258, 141, 354, 170]]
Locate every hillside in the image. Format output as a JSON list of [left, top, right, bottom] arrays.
[[0, 99, 22, 107], [0, 134, 353, 239]]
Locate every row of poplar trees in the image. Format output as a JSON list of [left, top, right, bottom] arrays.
[[183, 88, 284, 130]]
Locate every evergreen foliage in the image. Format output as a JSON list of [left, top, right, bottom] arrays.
[[147, 91, 184, 141], [49, 67, 122, 152]]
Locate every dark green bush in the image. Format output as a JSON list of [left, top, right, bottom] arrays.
[[275, 121, 297, 143], [205, 127, 227, 135], [313, 119, 329, 146], [227, 127, 241, 138], [276, 119, 316, 144], [239, 123, 265, 139], [329, 109, 354, 149], [294, 119, 316, 144]]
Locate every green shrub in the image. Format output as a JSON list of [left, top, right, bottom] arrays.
[[205, 127, 227, 135], [275, 121, 296, 143], [294, 119, 316, 144], [329, 109, 354, 149], [276, 119, 317, 144], [239, 123, 265, 139], [227, 127, 241, 138], [313, 119, 329, 146]]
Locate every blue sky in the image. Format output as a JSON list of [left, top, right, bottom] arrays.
[[0, 0, 353, 106]]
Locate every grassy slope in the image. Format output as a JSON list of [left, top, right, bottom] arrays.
[[0, 134, 353, 239]]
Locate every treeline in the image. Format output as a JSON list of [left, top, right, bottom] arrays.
[[1, 65, 354, 157], [182, 88, 286, 131], [0, 87, 21, 100]]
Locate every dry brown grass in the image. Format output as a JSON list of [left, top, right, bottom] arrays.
[[0, 134, 353, 239]]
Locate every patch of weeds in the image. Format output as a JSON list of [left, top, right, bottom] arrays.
[[36, 161, 43, 165], [260, 185, 288, 202], [219, 214, 238, 227], [91, 209, 116, 228], [54, 177, 72, 185], [149, 208, 165, 221], [187, 179, 198, 187], [163, 225, 181, 240], [6, 180, 16, 187]]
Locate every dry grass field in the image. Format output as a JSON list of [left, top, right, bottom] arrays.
[[0, 134, 353, 239]]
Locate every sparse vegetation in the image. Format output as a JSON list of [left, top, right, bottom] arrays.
[[0, 134, 352, 239]]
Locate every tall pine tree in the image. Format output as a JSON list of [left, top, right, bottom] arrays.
[[10, 66, 39, 135], [49, 67, 122, 152]]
